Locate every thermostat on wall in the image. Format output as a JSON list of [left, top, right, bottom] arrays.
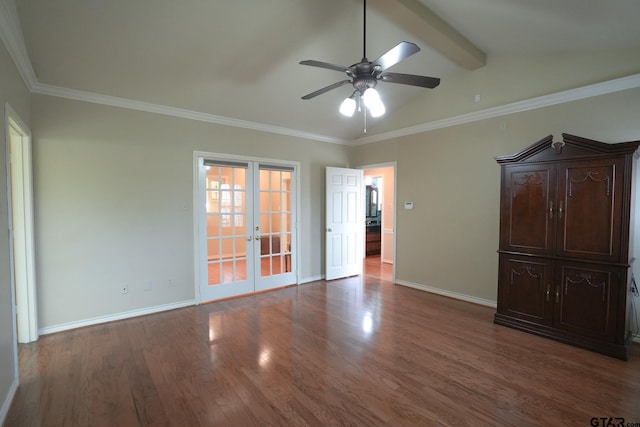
[[404, 201, 414, 210]]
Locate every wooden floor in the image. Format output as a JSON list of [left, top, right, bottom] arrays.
[[5, 257, 640, 426]]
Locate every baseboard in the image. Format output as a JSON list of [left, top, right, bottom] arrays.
[[299, 275, 324, 285], [634, 334, 640, 344], [0, 378, 18, 426], [38, 299, 196, 336], [395, 280, 497, 308]]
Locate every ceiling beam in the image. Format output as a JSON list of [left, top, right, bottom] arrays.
[[369, 0, 486, 70]]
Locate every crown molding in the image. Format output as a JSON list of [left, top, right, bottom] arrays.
[[353, 73, 640, 145], [31, 82, 348, 145], [33, 73, 640, 147], [0, 0, 37, 89]]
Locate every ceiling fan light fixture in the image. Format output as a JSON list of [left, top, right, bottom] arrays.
[[299, 0, 439, 130], [368, 100, 385, 118], [362, 88, 385, 117], [339, 96, 356, 117]]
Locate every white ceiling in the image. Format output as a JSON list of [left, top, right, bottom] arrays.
[[10, 0, 640, 142]]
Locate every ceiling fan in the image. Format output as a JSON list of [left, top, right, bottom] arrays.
[[299, 0, 440, 119]]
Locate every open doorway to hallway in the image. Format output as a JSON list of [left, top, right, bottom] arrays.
[[362, 164, 395, 279]]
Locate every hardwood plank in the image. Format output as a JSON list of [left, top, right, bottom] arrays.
[[5, 260, 640, 426]]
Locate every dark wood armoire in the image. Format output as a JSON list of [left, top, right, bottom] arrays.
[[494, 133, 639, 360]]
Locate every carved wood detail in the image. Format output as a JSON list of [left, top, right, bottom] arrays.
[[512, 173, 544, 198], [510, 264, 541, 284], [565, 272, 607, 302], [569, 171, 611, 197]]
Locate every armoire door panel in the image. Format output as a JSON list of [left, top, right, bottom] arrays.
[[556, 159, 624, 261], [501, 165, 554, 254], [555, 262, 619, 340], [498, 255, 552, 325]]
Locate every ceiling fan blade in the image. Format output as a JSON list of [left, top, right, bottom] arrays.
[[372, 41, 420, 72], [301, 80, 352, 100], [299, 60, 351, 73], [380, 72, 440, 89]]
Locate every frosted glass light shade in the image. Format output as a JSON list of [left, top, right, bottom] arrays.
[[362, 88, 385, 117], [339, 97, 356, 117], [362, 87, 380, 103]]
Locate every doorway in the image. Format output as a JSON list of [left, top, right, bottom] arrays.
[[365, 176, 382, 256], [195, 154, 298, 302], [5, 104, 38, 343], [362, 164, 396, 271]]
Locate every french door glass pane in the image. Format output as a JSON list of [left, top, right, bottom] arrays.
[[205, 164, 247, 286], [259, 168, 293, 277]]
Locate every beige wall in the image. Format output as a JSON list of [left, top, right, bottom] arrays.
[[351, 86, 640, 303], [31, 94, 349, 329], [0, 40, 31, 421]]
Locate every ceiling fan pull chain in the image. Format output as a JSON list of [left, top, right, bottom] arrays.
[[363, 106, 367, 134]]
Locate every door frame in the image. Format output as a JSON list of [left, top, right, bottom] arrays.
[[5, 103, 38, 344], [359, 162, 397, 283], [192, 151, 301, 303]]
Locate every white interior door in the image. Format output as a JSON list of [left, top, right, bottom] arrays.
[[197, 157, 296, 302], [325, 167, 363, 280]]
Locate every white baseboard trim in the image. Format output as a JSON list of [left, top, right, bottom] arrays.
[[395, 280, 497, 308], [0, 378, 18, 426], [299, 275, 324, 285], [38, 299, 196, 336]]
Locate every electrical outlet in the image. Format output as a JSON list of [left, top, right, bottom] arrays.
[[630, 277, 639, 296], [167, 279, 174, 288], [144, 280, 152, 292], [121, 284, 129, 294]]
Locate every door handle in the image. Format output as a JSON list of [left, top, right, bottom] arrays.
[[558, 201, 563, 219], [247, 236, 253, 241], [255, 235, 261, 240], [549, 201, 553, 219], [327, 228, 332, 232], [546, 284, 550, 302]]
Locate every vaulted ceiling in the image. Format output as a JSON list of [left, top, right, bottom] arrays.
[[7, 0, 640, 142]]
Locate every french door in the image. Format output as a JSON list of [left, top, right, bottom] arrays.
[[196, 157, 296, 302]]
